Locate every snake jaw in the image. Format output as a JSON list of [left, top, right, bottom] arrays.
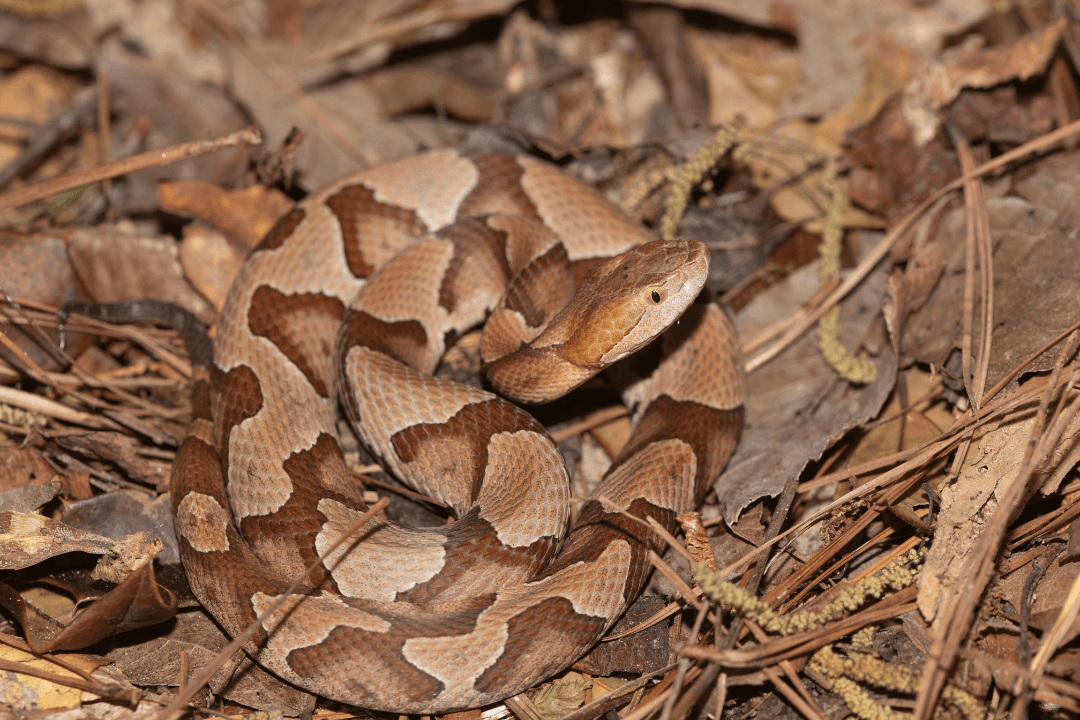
[[595, 239, 709, 364]]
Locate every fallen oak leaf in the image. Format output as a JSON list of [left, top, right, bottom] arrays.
[[0, 557, 176, 654], [0, 512, 116, 570]]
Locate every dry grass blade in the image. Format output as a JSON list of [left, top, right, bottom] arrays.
[[645, 516, 695, 563], [55, 308, 193, 379], [659, 607, 708, 720], [96, 65, 113, 219], [913, 352, 1080, 719], [744, 117, 1080, 375], [0, 384, 112, 428], [506, 692, 546, 720], [354, 471, 451, 509], [713, 434, 954, 579], [549, 405, 628, 442], [0, 303, 186, 419], [954, 131, 994, 413], [720, 357, 1080, 590], [0, 299, 194, 380], [745, 620, 828, 720], [0, 315, 174, 421], [0, 655, 136, 702], [619, 664, 702, 720]]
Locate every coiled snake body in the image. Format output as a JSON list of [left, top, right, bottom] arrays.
[[170, 150, 745, 712]]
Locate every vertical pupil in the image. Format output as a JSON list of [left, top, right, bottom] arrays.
[[651, 290, 661, 303]]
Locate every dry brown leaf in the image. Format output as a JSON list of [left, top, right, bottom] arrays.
[[66, 224, 215, 325], [846, 94, 961, 223], [0, 444, 59, 492], [63, 491, 179, 564], [717, 234, 897, 523], [177, 222, 247, 313], [903, 19, 1066, 145], [99, 47, 251, 216], [996, 550, 1080, 638], [0, 511, 117, 570], [920, 407, 1080, 620], [158, 180, 293, 250], [85, 0, 226, 86], [0, 645, 103, 713], [0, 10, 94, 69], [687, 30, 780, 129], [101, 609, 315, 715], [532, 671, 591, 720], [0, 479, 61, 513], [900, 151, 1080, 390], [0, 65, 76, 169], [225, 41, 421, 189], [2, 557, 175, 654]]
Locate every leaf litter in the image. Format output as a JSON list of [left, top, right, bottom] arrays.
[[0, 1, 1079, 719]]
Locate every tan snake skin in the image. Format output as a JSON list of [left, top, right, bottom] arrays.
[[170, 150, 745, 712]]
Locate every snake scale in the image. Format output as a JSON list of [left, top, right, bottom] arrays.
[[169, 149, 745, 712]]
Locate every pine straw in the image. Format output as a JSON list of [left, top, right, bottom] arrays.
[[3, 122, 1080, 720]]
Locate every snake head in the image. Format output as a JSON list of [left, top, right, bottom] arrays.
[[547, 238, 709, 366]]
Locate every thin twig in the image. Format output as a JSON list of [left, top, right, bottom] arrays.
[[913, 353, 1080, 719], [659, 607, 708, 720], [550, 405, 629, 442], [557, 663, 678, 720], [0, 126, 261, 213], [153, 496, 389, 720]]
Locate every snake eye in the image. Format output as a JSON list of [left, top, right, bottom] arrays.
[[649, 289, 662, 304]]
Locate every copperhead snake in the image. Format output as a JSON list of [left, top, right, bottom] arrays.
[[169, 149, 745, 712]]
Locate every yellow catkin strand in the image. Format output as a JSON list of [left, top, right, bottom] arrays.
[[693, 548, 923, 636], [810, 648, 908, 720], [817, 163, 876, 384], [621, 158, 676, 217], [851, 625, 876, 649], [658, 114, 747, 241], [696, 547, 985, 719], [809, 636, 986, 720], [0, 403, 48, 428], [832, 677, 908, 720]]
